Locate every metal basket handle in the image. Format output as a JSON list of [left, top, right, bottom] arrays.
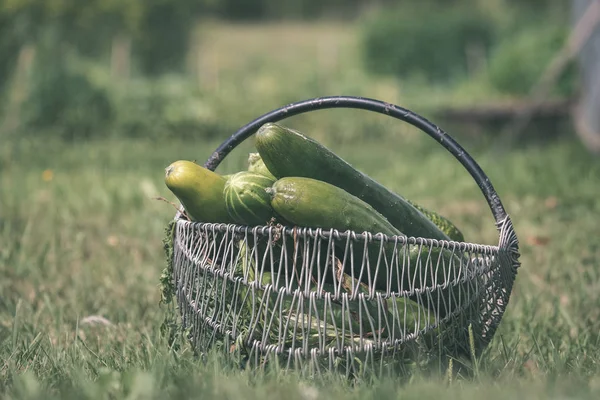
[[202, 95, 519, 252]]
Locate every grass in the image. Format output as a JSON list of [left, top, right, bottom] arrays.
[[2, 18, 600, 400], [2, 123, 600, 399]]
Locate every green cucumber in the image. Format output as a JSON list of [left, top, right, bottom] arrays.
[[255, 123, 450, 241], [407, 201, 465, 242], [269, 177, 467, 318], [247, 152, 276, 180], [224, 171, 279, 226], [269, 177, 400, 237]]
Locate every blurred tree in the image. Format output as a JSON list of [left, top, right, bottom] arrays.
[[0, 0, 208, 136], [572, 0, 600, 153], [133, 0, 201, 76], [0, 0, 43, 96], [502, 0, 569, 15], [360, 1, 496, 84], [487, 24, 577, 97], [216, 0, 267, 20], [0, 0, 206, 79]]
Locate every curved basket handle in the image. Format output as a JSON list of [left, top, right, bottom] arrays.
[[203, 96, 510, 236]]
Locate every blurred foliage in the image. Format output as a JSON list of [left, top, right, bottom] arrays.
[[110, 75, 227, 140], [0, 0, 203, 81], [360, 2, 497, 84], [486, 24, 577, 97], [359, 0, 578, 98], [17, 58, 227, 141], [133, 1, 197, 76], [0, 13, 21, 96], [0, 0, 582, 140], [20, 40, 115, 141], [208, 0, 388, 20]]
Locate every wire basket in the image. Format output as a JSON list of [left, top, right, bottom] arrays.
[[164, 96, 521, 378]]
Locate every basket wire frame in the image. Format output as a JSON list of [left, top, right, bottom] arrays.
[[165, 96, 521, 377], [171, 218, 517, 376]]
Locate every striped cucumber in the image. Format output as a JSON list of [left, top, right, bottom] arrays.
[[224, 171, 279, 226]]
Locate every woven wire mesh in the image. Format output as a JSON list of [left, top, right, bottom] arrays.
[[171, 217, 518, 376]]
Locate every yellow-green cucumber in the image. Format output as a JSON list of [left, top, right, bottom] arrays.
[[164, 160, 234, 223], [255, 123, 451, 241]]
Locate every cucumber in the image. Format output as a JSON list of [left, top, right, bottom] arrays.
[[268, 175, 396, 294], [407, 201, 465, 242], [247, 152, 276, 180], [269, 177, 466, 318], [224, 171, 279, 226], [336, 266, 437, 340], [255, 123, 450, 241], [164, 160, 234, 223], [269, 177, 400, 237], [225, 172, 301, 290]]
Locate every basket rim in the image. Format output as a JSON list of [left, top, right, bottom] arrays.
[[173, 217, 503, 254], [173, 227, 499, 301]]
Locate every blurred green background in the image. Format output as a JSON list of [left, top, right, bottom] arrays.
[[0, 0, 582, 142], [3, 0, 600, 399]]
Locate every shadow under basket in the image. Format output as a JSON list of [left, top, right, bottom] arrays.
[[162, 96, 521, 379]]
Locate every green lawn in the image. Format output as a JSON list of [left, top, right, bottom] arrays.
[[2, 119, 600, 398], [2, 17, 600, 399]]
